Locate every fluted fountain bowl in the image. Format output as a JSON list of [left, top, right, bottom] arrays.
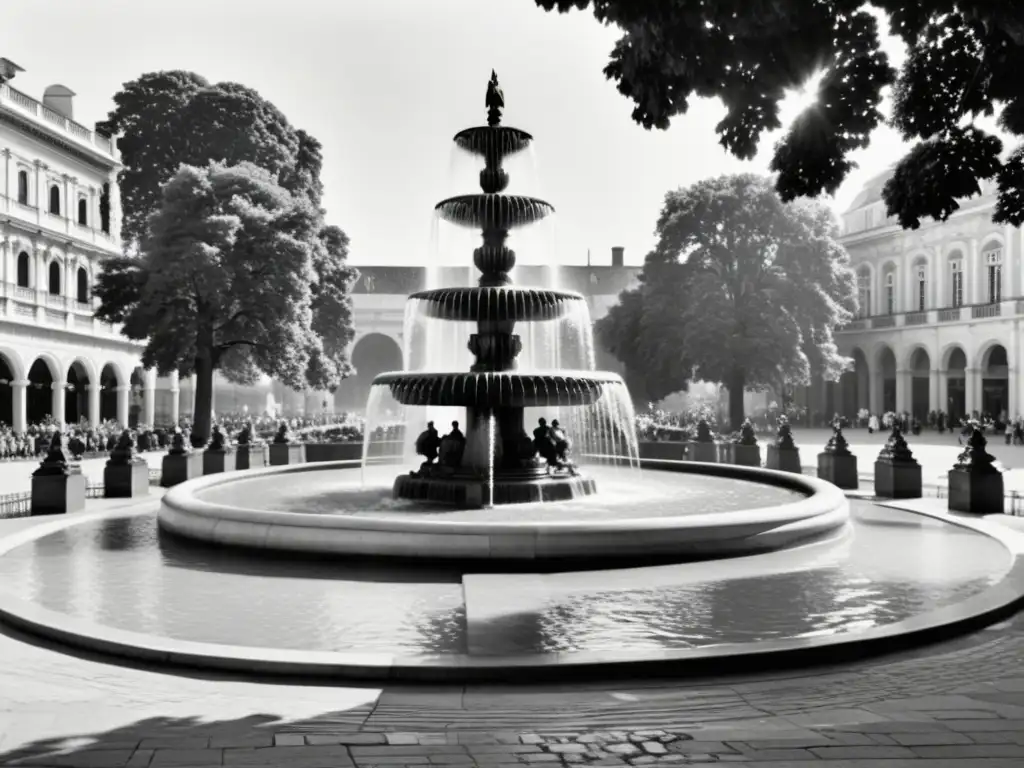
[[408, 287, 586, 323], [374, 371, 620, 408], [435, 195, 554, 230], [453, 126, 533, 159]]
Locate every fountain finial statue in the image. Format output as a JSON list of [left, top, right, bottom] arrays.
[[486, 70, 504, 127]]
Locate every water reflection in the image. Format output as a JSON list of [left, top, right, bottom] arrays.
[[0, 504, 1012, 657]]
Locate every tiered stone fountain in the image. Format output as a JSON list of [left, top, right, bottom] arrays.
[[383, 71, 607, 507]]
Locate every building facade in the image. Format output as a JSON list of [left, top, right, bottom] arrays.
[[832, 169, 1022, 423], [0, 61, 160, 433]]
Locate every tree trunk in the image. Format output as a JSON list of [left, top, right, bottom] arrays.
[[727, 369, 746, 432], [191, 351, 215, 447]]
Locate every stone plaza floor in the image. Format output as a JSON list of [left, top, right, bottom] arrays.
[[2, 434, 1024, 766]]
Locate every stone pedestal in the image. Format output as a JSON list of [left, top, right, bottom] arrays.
[[104, 462, 150, 498], [875, 460, 922, 499], [235, 444, 267, 471], [726, 443, 761, 467], [31, 473, 87, 516], [948, 468, 1003, 514], [269, 442, 305, 466], [203, 447, 236, 475], [818, 452, 858, 490], [687, 441, 718, 463], [766, 445, 802, 474], [161, 451, 204, 488]]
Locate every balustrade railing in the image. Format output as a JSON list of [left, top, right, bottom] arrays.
[[905, 311, 928, 326], [0, 83, 116, 158], [972, 303, 1001, 319]]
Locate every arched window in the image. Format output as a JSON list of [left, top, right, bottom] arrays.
[[16, 251, 30, 288], [915, 264, 927, 311], [950, 256, 964, 308], [16, 170, 28, 205], [48, 261, 61, 295], [99, 183, 111, 234], [884, 271, 896, 315], [856, 269, 872, 318], [76, 267, 88, 303], [77, 198, 88, 226], [985, 246, 1003, 304], [48, 184, 60, 215]]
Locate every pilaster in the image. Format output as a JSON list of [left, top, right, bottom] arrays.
[[895, 368, 910, 413], [966, 367, 981, 416]]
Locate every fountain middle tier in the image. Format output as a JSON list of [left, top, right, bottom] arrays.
[[375, 371, 623, 408], [435, 194, 554, 231], [409, 286, 586, 323]]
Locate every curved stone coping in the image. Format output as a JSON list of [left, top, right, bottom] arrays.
[[371, 370, 623, 408], [158, 460, 848, 561], [1, 500, 1023, 682]]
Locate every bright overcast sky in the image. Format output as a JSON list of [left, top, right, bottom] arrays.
[[4, 0, 910, 266]]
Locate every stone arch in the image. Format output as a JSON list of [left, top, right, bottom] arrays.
[[26, 355, 59, 424], [335, 333, 403, 412], [840, 346, 870, 420], [65, 358, 94, 426], [0, 350, 17, 428], [98, 362, 122, 423], [977, 341, 1010, 418], [875, 344, 897, 413], [944, 344, 968, 421]]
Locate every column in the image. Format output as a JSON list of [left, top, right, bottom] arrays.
[[189, 374, 197, 416], [107, 171, 122, 241], [169, 371, 180, 425], [929, 368, 940, 416], [966, 367, 981, 416], [894, 368, 910, 412], [869, 370, 881, 415], [115, 384, 130, 427], [51, 381, 66, 427], [33, 161, 42, 224], [11, 379, 27, 434], [143, 368, 156, 427], [87, 384, 100, 428], [62, 175, 72, 225], [968, 238, 980, 304]]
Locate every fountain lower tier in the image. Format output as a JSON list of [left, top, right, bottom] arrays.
[[408, 287, 586, 322], [435, 194, 554, 231], [374, 371, 622, 408], [392, 404, 599, 508]]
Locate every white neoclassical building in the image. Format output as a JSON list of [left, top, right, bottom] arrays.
[[831, 169, 1022, 423]]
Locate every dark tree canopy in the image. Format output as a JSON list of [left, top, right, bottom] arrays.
[[596, 174, 855, 429], [534, 1, 1024, 228], [95, 162, 356, 444]]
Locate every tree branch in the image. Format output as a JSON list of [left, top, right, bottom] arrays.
[[213, 310, 250, 332], [217, 339, 267, 350]]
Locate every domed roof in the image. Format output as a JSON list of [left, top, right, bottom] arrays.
[[846, 167, 894, 211], [43, 84, 75, 97]]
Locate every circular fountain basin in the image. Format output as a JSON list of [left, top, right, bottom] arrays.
[[0, 498, 1021, 682], [158, 461, 848, 562], [375, 370, 623, 407]]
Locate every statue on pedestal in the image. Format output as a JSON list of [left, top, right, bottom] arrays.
[[107, 429, 144, 466], [273, 422, 292, 444], [168, 429, 190, 456], [412, 421, 441, 476]]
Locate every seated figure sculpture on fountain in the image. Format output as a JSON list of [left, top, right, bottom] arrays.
[[412, 421, 442, 476]]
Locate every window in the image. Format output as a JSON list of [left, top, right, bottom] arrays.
[[100, 183, 110, 234], [48, 261, 61, 295], [951, 259, 964, 307], [16, 251, 30, 288], [16, 170, 28, 205], [985, 248, 1003, 304], [916, 266, 927, 311], [77, 198, 88, 226], [76, 267, 88, 303], [857, 270, 872, 318], [48, 184, 60, 215], [885, 271, 896, 315]]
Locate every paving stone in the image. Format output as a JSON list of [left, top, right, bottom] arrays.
[[889, 730, 974, 746], [926, 709, 1003, 719], [15, 750, 138, 768], [966, 731, 1024, 744], [941, 718, 1024, 731], [467, 744, 541, 754], [605, 744, 641, 756], [562, 754, 587, 763], [125, 749, 154, 768], [386, 734, 421, 746], [223, 745, 353, 766], [457, 733, 500, 745], [911, 744, 1024, 758], [209, 735, 274, 748], [275, 734, 306, 747], [520, 736, 545, 745], [518, 754, 560, 762], [665, 741, 734, 755], [546, 744, 587, 754], [628, 757, 657, 765], [322, 734, 390, 746], [807, 744, 917, 759], [575, 735, 602, 744], [138, 738, 210, 750], [731, 748, 816, 761], [351, 746, 467, 757], [640, 742, 665, 755], [150, 749, 223, 767]]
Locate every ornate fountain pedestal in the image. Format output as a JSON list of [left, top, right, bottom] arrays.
[[817, 425, 858, 490], [947, 426, 1002, 513], [874, 426, 922, 499]]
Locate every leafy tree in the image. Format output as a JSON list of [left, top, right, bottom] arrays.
[[596, 174, 855, 429], [94, 162, 356, 445], [532, 1, 1024, 228]]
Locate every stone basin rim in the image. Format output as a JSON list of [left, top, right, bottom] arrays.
[[1, 501, 1023, 682], [159, 459, 843, 535]]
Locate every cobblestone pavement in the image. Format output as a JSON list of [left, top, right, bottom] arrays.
[[4, 515, 1024, 764]]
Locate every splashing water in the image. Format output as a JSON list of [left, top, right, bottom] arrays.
[[488, 412, 496, 508]]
